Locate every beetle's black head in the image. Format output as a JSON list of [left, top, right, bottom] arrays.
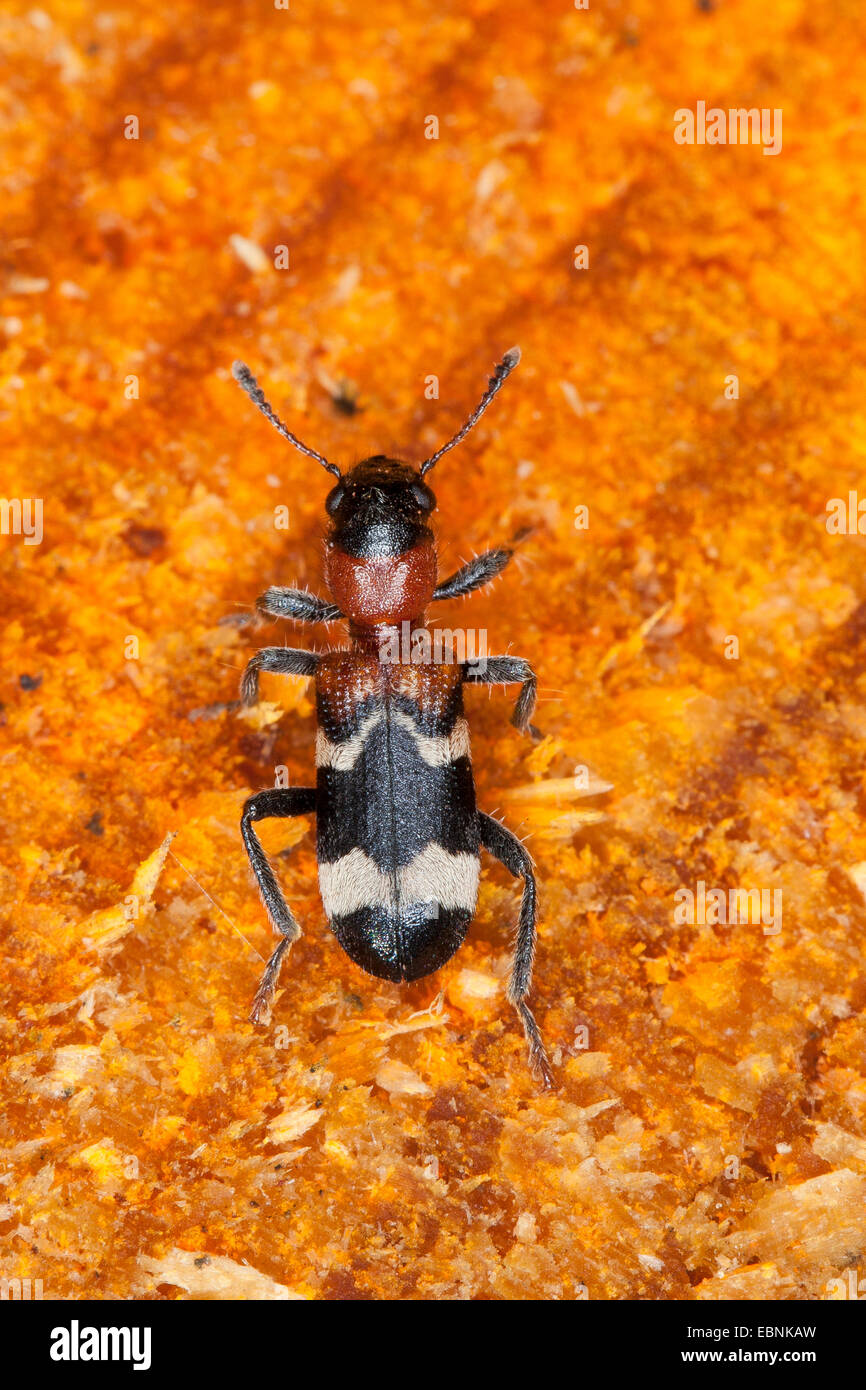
[[324, 457, 436, 559]]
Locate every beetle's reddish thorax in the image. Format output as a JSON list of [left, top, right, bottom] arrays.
[[324, 534, 437, 630]]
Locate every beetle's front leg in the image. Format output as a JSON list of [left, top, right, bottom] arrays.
[[242, 786, 317, 1024], [255, 587, 342, 624], [221, 589, 342, 632], [463, 654, 540, 739], [240, 647, 319, 706], [433, 547, 514, 601]]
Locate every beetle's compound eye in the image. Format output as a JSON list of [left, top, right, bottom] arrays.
[[325, 483, 346, 516], [410, 480, 436, 512]]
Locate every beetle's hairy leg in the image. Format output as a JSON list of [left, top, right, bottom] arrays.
[[432, 527, 535, 603], [478, 810, 553, 1089], [240, 647, 319, 706], [241, 787, 316, 1025], [464, 654, 542, 741], [433, 547, 514, 602], [255, 587, 342, 624]]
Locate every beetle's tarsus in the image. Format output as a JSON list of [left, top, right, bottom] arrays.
[[519, 1004, 555, 1089], [240, 667, 259, 706], [249, 939, 290, 1026]]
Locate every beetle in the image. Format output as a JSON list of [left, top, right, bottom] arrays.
[[232, 349, 552, 1086]]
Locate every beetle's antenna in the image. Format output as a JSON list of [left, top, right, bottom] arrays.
[[419, 347, 521, 477], [232, 362, 342, 479]]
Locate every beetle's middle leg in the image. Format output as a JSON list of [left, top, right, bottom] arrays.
[[464, 654, 541, 740], [478, 810, 553, 1089], [240, 646, 319, 706], [241, 786, 317, 1024], [254, 587, 342, 624]]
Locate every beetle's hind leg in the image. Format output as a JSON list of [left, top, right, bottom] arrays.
[[478, 811, 553, 1089], [241, 787, 317, 1025]]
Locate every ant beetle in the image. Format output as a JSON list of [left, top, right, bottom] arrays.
[[232, 349, 552, 1086]]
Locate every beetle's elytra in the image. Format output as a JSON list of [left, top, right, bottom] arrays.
[[233, 350, 552, 1087]]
